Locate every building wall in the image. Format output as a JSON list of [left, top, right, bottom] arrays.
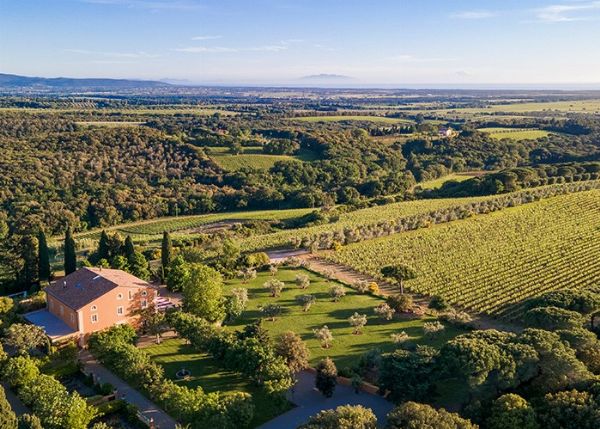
[[47, 294, 79, 331], [77, 286, 157, 335]]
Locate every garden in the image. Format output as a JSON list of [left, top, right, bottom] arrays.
[[223, 267, 466, 369]]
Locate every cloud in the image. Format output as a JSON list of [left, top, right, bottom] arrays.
[[451, 10, 496, 20], [191, 35, 222, 41], [82, 0, 203, 10], [65, 49, 160, 58], [175, 46, 238, 53], [386, 54, 457, 63], [176, 42, 292, 53], [535, 1, 600, 22]]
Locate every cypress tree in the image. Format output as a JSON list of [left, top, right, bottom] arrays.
[[64, 225, 77, 275], [97, 230, 110, 261], [124, 235, 135, 261], [161, 231, 172, 278], [20, 235, 39, 286], [38, 230, 50, 281]]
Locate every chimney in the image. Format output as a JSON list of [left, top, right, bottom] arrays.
[[63, 281, 67, 289]]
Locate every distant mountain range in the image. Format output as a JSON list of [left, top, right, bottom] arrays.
[[300, 73, 352, 81], [0, 73, 170, 89]]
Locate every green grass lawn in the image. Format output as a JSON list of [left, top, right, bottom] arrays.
[[207, 146, 318, 171], [143, 338, 291, 427], [478, 127, 551, 141], [225, 267, 466, 370]]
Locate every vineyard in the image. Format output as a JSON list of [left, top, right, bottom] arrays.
[[240, 181, 600, 252], [324, 189, 600, 320], [67, 208, 313, 243], [239, 194, 497, 251]]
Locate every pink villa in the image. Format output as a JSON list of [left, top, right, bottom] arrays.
[[25, 267, 160, 345]]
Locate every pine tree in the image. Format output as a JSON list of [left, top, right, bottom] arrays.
[[38, 230, 50, 281], [0, 384, 17, 429], [64, 226, 77, 275], [124, 235, 135, 261], [161, 231, 172, 279], [97, 230, 110, 261]]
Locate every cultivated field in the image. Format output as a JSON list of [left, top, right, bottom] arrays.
[[75, 121, 144, 127], [206, 146, 317, 171], [478, 127, 551, 140], [324, 189, 600, 319], [292, 115, 414, 124]]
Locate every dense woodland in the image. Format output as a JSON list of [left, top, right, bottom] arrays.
[[1, 92, 599, 289]]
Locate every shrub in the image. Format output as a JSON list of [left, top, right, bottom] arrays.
[[348, 312, 368, 334], [387, 294, 414, 313], [439, 309, 473, 328], [314, 325, 334, 348], [354, 280, 370, 293], [296, 294, 317, 312], [259, 304, 282, 321], [329, 285, 346, 302], [265, 279, 285, 297], [391, 331, 409, 344], [423, 321, 445, 337], [295, 274, 310, 289], [374, 303, 396, 320], [368, 282, 380, 294]]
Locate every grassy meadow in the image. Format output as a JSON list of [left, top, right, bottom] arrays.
[[478, 127, 551, 140]]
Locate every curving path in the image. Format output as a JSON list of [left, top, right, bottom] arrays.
[[258, 371, 394, 429]]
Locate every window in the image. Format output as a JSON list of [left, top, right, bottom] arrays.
[[70, 313, 75, 323], [91, 314, 98, 323], [91, 305, 97, 311], [141, 290, 147, 297], [60, 305, 64, 315], [128, 290, 133, 300], [141, 299, 147, 309], [117, 293, 123, 300], [117, 306, 124, 316]]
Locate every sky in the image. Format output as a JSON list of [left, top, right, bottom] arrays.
[[1, 0, 600, 87]]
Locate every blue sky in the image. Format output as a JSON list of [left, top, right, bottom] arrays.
[[1, 0, 600, 86]]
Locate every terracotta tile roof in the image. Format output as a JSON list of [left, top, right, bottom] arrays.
[[45, 267, 151, 310]]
